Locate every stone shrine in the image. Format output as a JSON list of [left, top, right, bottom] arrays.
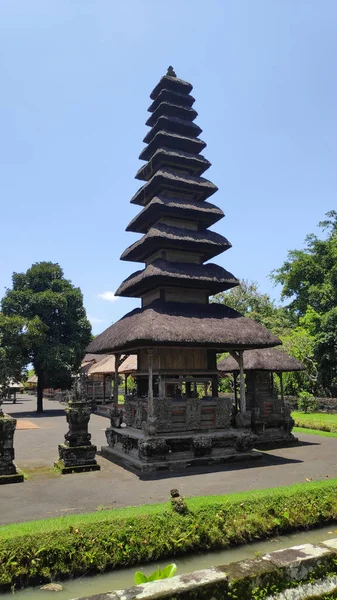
[[55, 375, 100, 473], [218, 348, 303, 449], [87, 68, 281, 471], [0, 398, 24, 484]]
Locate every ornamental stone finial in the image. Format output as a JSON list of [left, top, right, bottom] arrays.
[[166, 66, 177, 78]]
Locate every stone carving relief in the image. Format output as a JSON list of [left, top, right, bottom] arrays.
[[215, 398, 232, 429], [186, 398, 201, 430]]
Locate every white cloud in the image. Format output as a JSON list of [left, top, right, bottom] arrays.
[[88, 316, 104, 325], [98, 291, 118, 302]]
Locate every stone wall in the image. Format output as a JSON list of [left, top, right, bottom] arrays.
[[73, 537, 337, 600]]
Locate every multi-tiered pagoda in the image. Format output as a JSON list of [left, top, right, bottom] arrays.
[[88, 68, 281, 471]]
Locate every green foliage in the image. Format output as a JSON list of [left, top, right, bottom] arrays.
[[1, 479, 337, 591], [134, 563, 177, 584], [272, 211, 337, 395], [1, 262, 92, 411], [0, 314, 27, 388], [212, 280, 294, 335], [293, 411, 337, 434], [297, 391, 318, 413]]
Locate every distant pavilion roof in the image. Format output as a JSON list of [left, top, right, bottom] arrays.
[[218, 348, 305, 373]]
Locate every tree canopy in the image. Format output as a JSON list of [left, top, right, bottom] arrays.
[[272, 211, 337, 395], [1, 262, 92, 411]]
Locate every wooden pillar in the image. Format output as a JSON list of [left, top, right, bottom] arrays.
[[234, 373, 238, 412], [159, 374, 165, 400], [279, 372, 284, 402], [211, 376, 218, 397], [147, 348, 154, 418], [125, 374, 128, 397], [204, 382, 208, 397], [103, 374, 106, 404], [114, 353, 121, 409], [238, 351, 246, 413]]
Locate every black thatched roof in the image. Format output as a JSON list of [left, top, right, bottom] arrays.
[[146, 102, 198, 127], [143, 115, 202, 145], [115, 260, 239, 297], [126, 196, 224, 233], [149, 89, 195, 112], [139, 131, 206, 162], [135, 148, 210, 181], [87, 301, 281, 354], [150, 75, 193, 100], [217, 348, 305, 373], [120, 223, 231, 263], [131, 168, 218, 206]]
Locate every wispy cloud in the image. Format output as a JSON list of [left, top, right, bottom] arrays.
[[98, 291, 118, 302], [88, 316, 105, 325]]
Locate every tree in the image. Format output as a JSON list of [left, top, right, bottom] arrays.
[[1, 262, 92, 412], [0, 314, 27, 393], [271, 211, 337, 395], [211, 280, 294, 335]]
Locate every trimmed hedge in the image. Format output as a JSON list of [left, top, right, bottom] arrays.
[[1, 480, 337, 591]]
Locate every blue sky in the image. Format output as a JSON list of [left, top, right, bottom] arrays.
[[1, 1, 336, 334]]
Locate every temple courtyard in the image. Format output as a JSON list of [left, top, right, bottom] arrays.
[[0, 394, 336, 525]]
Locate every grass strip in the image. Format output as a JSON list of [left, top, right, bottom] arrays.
[[293, 412, 337, 433], [294, 426, 337, 439], [1, 479, 337, 591]]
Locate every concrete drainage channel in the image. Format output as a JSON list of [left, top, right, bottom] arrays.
[[74, 538, 337, 600]]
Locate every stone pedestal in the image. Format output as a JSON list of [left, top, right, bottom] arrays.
[[55, 376, 100, 474], [0, 409, 24, 484], [102, 426, 260, 473]]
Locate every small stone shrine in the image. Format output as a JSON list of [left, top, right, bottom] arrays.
[[218, 348, 304, 449], [55, 375, 100, 473], [87, 68, 281, 472], [0, 398, 24, 484]]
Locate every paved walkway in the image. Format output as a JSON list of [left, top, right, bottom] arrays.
[[1, 395, 336, 525]]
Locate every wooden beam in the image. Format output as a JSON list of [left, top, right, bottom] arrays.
[[238, 351, 246, 413]]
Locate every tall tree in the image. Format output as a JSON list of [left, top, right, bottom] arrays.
[[212, 279, 294, 335], [272, 211, 337, 395], [1, 262, 92, 412], [0, 314, 27, 393]]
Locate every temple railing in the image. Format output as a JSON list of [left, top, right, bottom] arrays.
[[124, 395, 234, 432]]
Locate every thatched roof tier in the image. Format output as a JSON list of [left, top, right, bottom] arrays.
[[131, 168, 218, 206], [136, 148, 210, 182], [146, 102, 198, 127], [120, 223, 231, 263], [126, 196, 224, 234], [139, 131, 206, 162], [149, 89, 195, 112], [115, 259, 238, 297], [150, 74, 193, 100], [86, 301, 281, 354], [218, 348, 305, 373], [143, 116, 202, 145]]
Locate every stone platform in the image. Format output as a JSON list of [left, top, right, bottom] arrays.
[[102, 426, 261, 472]]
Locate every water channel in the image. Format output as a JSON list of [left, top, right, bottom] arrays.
[[3, 524, 337, 600]]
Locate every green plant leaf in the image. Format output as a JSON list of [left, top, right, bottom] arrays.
[[147, 567, 162, 582], [134, 571, 148, 584], [161, 563, 177, 579]]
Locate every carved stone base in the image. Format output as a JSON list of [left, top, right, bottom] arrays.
[[0, 414, 24, 484], [254, 431, 299, 450], [0, 469, 24, 484], [55, 444, 100, 474], [101, 426, 262, 473]]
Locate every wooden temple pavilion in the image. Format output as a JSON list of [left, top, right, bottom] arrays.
[[218, 348, 304, 448], [87, 68, 281, 471]]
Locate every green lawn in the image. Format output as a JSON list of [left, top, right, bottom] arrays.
[[292, 411, 337, 433], [293, 426, 337, 439]]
